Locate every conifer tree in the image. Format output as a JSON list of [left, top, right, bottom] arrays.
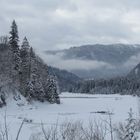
[[20, 37, 30, 95], [9, 20, 19, 48], [46, 75, 60, 104], [9, 20, 21, 87], [26, 47, 45, 101]]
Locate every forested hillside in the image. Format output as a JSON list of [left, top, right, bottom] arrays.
[[68, 45, 140, 95], [48, 66, 81, 91], [0, 21, 60, 106], [71, 64, 140, 95], [128, 63, 140, 80], [45, 44, 140, 79]]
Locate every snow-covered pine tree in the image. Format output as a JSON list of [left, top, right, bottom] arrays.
[[46, 75, 60, 104], [33, 77, 45, 102], [20, 37, 30, 96], [9, 20, 19, 50], [27, 47, 45, 101], [9, 20, 21, 87], [26, 81, 34, 101], [116, 108, 138, 140]]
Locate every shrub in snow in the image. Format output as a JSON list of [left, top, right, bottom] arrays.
[[116, 108, 138, 140]]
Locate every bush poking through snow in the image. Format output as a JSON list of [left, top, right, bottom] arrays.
[[116, 108, 138, 140]]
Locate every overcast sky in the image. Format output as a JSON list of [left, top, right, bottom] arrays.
[[1, 0, 140, 51]]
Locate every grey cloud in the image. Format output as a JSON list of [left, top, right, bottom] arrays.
[[37, 51, 140, 75], [0, 0, 140, 51], [38, 52, 114, 71]]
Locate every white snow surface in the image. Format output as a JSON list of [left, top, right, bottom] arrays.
[[0, 92, 139, 140]]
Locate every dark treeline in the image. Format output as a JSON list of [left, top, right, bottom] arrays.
[[71, 76, 140, 95], [0, 20, 60, 105]]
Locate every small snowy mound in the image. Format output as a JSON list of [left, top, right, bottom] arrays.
[[6, 92, 28, 108], [0, 86, 28, 108]]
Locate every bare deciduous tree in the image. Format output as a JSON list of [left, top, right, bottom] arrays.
[[0, 36, 8, 45]]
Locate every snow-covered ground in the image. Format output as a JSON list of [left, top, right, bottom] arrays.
[[0, 92, 139, 140]]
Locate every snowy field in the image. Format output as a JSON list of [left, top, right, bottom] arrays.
[[0, 92, 139, 140]]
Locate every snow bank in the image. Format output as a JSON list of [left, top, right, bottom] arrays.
[[0, 92, 138, 140]]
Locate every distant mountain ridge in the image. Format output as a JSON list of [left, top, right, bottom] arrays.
[[46, 44, 140, 64], [45, 44, 140, 79]]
